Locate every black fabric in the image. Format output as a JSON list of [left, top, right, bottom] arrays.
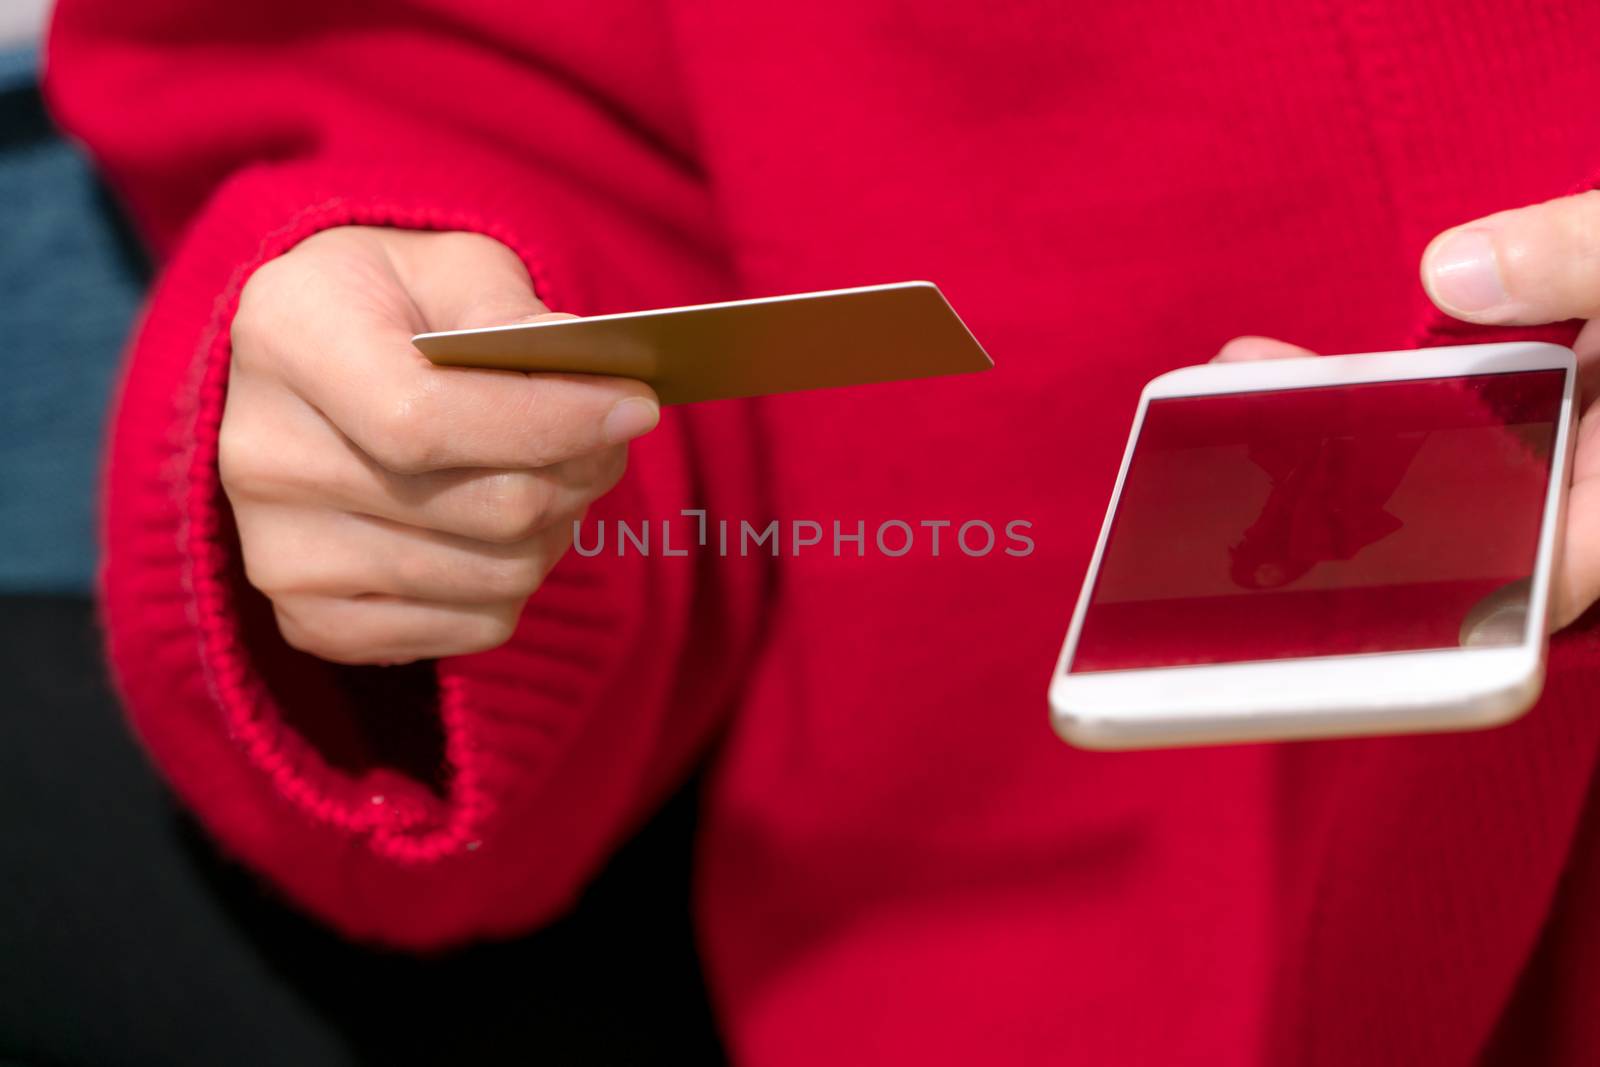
[[0, 595, 726, 1066]]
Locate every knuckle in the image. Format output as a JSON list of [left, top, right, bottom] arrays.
[[273, 600, 340, 659], [433, 229, 518, 268], [238, 537, 297, 598], [216, 411, 259, 493], [429, 230, 492, 256], [365, 385, 443, 473], [274, 607, 316, 654], [388, 545, 442, 595], [232, 253, 333, 369], [239, 549, 276, 596], [230, 280, 276, 361], [477, 551, 547, 597], [457, 605, 522, 655], [472, 473, 553, 543], [217, 406, 286, 501], [386, 542, 544, 602], [275, 599, 384, 665], [235, 251, 305, 323], [239, 252, 292, 303], [540, 447, 627, 515], [229, 311, 264, 363]]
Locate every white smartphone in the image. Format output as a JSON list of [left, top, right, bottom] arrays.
[[1049, 342, 1578, 750]]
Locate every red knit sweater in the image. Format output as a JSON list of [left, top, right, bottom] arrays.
[[44, 2, 1600, 1062]]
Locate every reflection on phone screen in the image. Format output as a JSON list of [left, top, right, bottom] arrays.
[[1070, 370, 1565, 673]]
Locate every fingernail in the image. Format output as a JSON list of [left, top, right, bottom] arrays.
[[1426, 229, 1511, 316], [602, 397, 660, 445]]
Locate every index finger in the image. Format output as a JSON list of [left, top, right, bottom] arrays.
[[286, 312, 659, 474]]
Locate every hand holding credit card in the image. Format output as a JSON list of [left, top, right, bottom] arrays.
[[411, 281, 993, 404]]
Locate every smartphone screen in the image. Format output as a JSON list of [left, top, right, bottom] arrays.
[[1069, 369, 1567, 674]]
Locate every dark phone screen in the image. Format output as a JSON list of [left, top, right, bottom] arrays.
[[1069, 370, 1566, 674]]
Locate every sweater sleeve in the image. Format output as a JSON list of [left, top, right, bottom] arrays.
[[45, 0, 770, 948]]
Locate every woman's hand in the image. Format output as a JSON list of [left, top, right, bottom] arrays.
[[220, 226, 660, 664], [1216, 189, 1600, 629]]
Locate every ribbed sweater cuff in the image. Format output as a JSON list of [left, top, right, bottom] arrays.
[[99, 156, 672, 943]]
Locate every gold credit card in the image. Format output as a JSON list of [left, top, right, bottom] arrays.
[[411, 281, 993, 405]]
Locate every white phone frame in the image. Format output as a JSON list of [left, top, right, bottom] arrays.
[[1050, 342, 1578, 750]]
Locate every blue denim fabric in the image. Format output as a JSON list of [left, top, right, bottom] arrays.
[[0, 48, 147, 592]]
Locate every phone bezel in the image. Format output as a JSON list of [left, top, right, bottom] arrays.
[[1049, 342, 1579, 750]]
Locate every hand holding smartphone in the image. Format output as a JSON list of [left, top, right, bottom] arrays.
[[1050, 342, 1578, 750]]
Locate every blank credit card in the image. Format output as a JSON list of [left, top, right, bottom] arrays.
[[411, 281, 993, 405]]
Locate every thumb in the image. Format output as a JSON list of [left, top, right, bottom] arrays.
[[1421, 190, 1600, 327], [387, 229, 572, 332]]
